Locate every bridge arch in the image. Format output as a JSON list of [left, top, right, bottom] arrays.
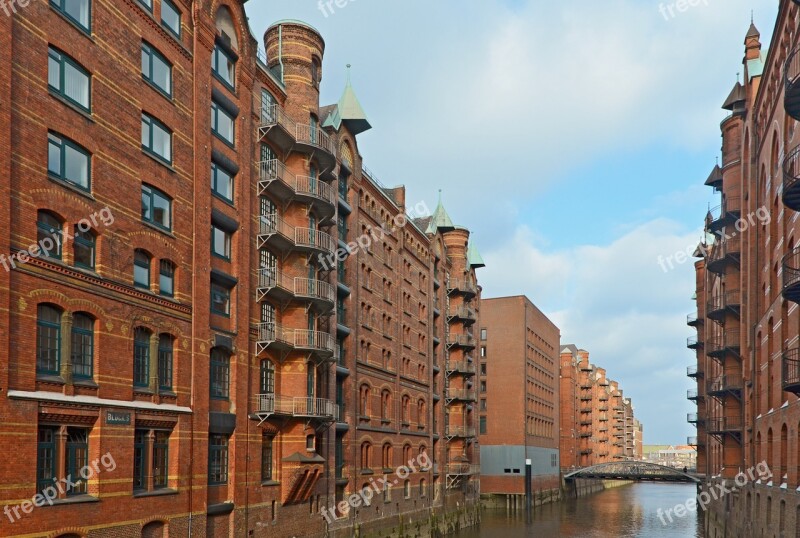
[[563, 461, 700, 483]]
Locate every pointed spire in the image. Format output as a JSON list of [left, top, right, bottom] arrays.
[[337, 64, 371, 135], [427, 190, 455, 233], [468, 243, 486, 269]]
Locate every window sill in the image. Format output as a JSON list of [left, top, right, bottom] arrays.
[[73, 379, 99, 389], [49, 92, 94, 122], [260, 480, 280, 487], [36, 374, 66, 385], [142, 76, 174, 104], [134, 387, 155, 395], [159, 390, 177, 398], [141, 220, 176, 239], [50, 6, 94, 40], [212, 132, 237, 152], [47, 175, 94, 200], [133, 488, 178, 498], [211, 192, 236, 209], [142, 149, 176, 173], [360, 469, 374, 476], [46, 494, 99, 507]]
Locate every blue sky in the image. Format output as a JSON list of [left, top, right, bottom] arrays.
[[245, 0, 777, 444]]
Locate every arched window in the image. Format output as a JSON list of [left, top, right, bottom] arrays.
[[382, 442, 392, 470], [73, 226, 95, 270], [159, 260, 175, 297], [418, 399, 426, 427], [133, 327, 151, 388], [402, 395, 410, 425], [381, 389, 391, 421], [158, 334, 173, 391], [37, 211, 63, 259], [37, 304, 62, 375], [71, 313, 94, 379], [142, 521, 166, 538], [420, 478, 427, 497], [134, 249, 151, 289], [360, 441, 371, 470]]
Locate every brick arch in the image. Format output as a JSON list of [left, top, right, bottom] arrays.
[[126, 230, 186, 266], [47, 529, 87, 538], [28, 188, 96, 220], [208, 0, 255, 59], [141, 519, 168, 538]]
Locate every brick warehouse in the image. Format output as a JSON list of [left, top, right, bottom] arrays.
[[558, 347, 641, 469], [0, 2, 483, 537], [687, 2, 800, 535], [477, 296, 561, 503]]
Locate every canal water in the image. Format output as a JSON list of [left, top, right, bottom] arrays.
[[458, 483, 703, 537]]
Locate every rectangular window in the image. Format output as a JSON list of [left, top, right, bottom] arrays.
[[141, 42, 172, 97], [480, 380, 487, 393], [210, 350, 230, 399], [480, 363, 487, 376], [133, 429, 146, 491], [141, 185, 172, 231], [50, 0, 90, 33], [211, 101, 235, 145], [480, 398, 487, 411], [159, 260, 175, 297], [71, 315, 94, 379], [65, 428, 88, 495], [211, 224, 231, 260], [211, 282, 231, 316], [480, 329, 487, 341], [48, 133, 90, 190], [48, 47, 90, 111], [153, 431, 169, 489], [37, 212, 63, 260], [480, 346, 486, 357], [37, 427, 57, 494], [74, 228, 95, 270], [479, 416, 487, 435], [141, 113, 172, 164], [211, 163, 234, 202], [161, 0, 181, 38], [261, 435, 273, 481], [208, 434, 229, 485], [212, 44, 235, 89]]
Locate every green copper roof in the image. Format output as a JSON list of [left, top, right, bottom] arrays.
[[747, 51, 765, 80], [468, 244, 486, 269], [426, 191, 455, 233], [323, 66, 371, 135]]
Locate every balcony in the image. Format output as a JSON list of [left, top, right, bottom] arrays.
[[706, 416, 743, 435], [782, 348, 800, 396], [782, 247, 800, 303], [579, 432, 592, 438], [257, 159, 296, 202], [294, 176, 337, 221], [257, 102, 295, 152], [687, 336, 703, 350], [446, 333, 476, 350], [446, 463, 480, 476], [295, 123, 337, 170], [785, 45, 800, 122], [446, 361, 476, 377], [253, 394, 338, 422], [706, 291, 740, 322], [687, 389, 703, 402], [445, 426, 476, 438], [687, 436, 705, 447], [706, 196, 741, 233], [706, 375, 743, 397], [447, 305, 477, 325], [687, 365, 704, 378], [447, 279, 477, 298], [255, 323, 335, 360], [706, 236, 741, 275], [256, 269, 334, 311], [706, 330, 741, 360], [687, 313, 704, 327], [446, 388, 476, 402]]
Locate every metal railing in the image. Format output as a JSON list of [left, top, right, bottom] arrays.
[[445, 426, 476, 438], [707, 375, 742, 394], [254, 394, 338, 419], [259, 102, 293, 134], [446, 388, 476, 401], [446, 464, 480, 475], [782, 348, 800, 391], [782, 247, 800, 296], [448, 305, 477, 320], [295, 227, 336, 255], [447, 279, 477, 295], [296, 123, 336, 155], [707, 290, 741, 315], [256, 324, 334, 353], [446, 361, 476, 375], [447, 334, 475, 347], [294, 277, 335, 304], [295, 175, 336, 206]]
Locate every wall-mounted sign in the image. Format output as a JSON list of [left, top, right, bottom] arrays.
[[106, 410, 131, 425]]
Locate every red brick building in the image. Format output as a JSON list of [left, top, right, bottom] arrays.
[[687, 3, 800, 534], [477, 296, 561, 500], [0, 2, 482, 537], [559, 347, 640, 469]]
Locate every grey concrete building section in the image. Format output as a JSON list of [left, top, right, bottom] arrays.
[[480, 445, 560, 476]]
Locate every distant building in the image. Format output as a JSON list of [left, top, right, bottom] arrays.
[[478, 296, 561, 499], [642, 445, 696, 470]]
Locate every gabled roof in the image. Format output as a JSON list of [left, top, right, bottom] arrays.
[[704, 164, 723, 187], [746, 22, 760, 39]]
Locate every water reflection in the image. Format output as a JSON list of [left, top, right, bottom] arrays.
[[457, 483, 704, 537]]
